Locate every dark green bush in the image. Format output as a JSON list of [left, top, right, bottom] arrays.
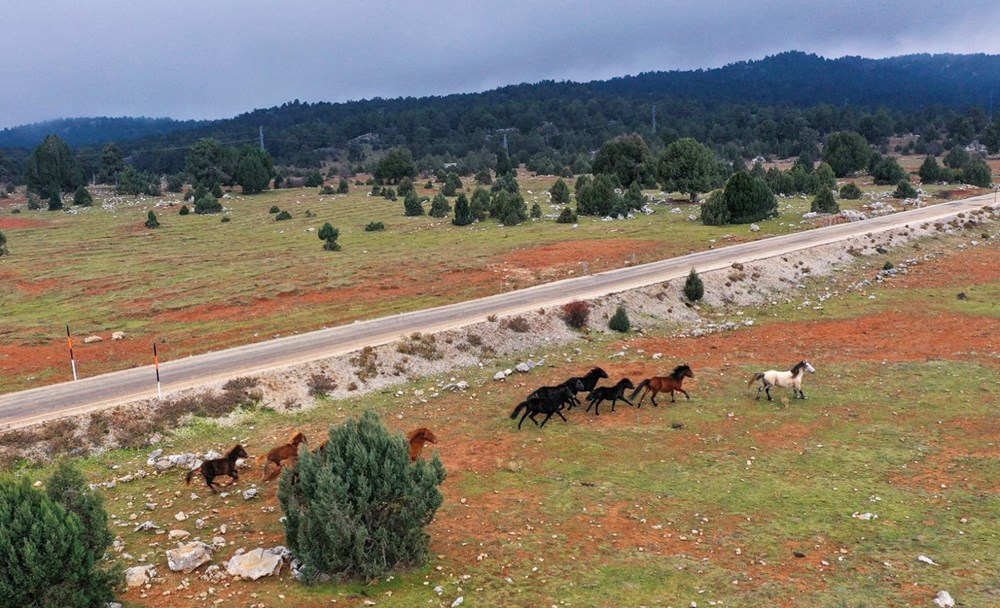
[[364, 221, 385, 232], [278, 411, 446, 582], [179, 204, 190, 215], [144, 210, 160, 229], [530, 202, 542, 218], [893, 179, 917, 199], [73, 186, 93, 207], [839, 182, 863, 199], [684, 269, 704, 302], [269, 205, 280, 214], [275, 210, 292, 221], [556, 207, 577, 224], [0, 475, 119, 607], [608, 305, 631, 332], [194, 195, 222, 214], [319, 222, 341, 250], [811, 189, 840, 213]]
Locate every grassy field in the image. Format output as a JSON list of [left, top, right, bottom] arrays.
[[20, 233, 998, 608], [0, 172, 967, 392]]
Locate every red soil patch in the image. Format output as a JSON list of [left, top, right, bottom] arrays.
[[889, 240, 1000, 289], [0, 217, 46, 229], [504, 239, 664, 273]]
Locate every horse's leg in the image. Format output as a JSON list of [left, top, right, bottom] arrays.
[[766, 386, 773, 401], [755, 384, 763, 400], [518, 409, 532, 429], [649, 389, 658, 407], [679, 388, 690, 400], [670, 389, 676, 403], [204, 472, 218, 493], [555, 409, 568, 423], [620, 395, 634, 407], [539, 411, 554, 428], [798, 385, 807, 399]]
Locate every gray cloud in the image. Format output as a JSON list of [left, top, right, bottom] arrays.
[[3, 0, 999, 128]]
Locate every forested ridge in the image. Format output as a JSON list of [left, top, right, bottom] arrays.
[[3, 51, 1000, 180]]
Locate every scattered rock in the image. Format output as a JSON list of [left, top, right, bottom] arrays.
[[168, 529, 191, 540], [917, 555, 938, 566], [934, 590, 955, 608], [124, 565, 157, 588], [793, 551, 806, 558], [670, 422, 685, 430], [514, 362, 533, 373], [242, 487, 258, 500], [166, 542, 213, 573], [133, 520, 160, 533], [493, 371, 507, 381], [83, 335, 103, 344], [112, 331, 126, 341], [451, 597, 464, 607], [956, 292, 967, 300], [225, 547, 287, 580], [749, 224, 760, 232], [174, 511, 188, 521], [851, 512, 878, 521]]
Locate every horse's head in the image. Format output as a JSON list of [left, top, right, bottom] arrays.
[[231, 444, 249, 460], [620, 378, 635, 389], [408, 427, 437, 444], [592, 367, 609, 379], [290, 432, 307, 446], [803, 361, 816, 374], [571, 378, 586, 391], [674, 364, 694, 379]]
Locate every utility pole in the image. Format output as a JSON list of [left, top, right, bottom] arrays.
[[259, 126, 265, 151]]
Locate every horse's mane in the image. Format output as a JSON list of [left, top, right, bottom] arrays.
[[288, 432, 307, 446], [791, 361, 808, 374], [586, 367, 607, 378], [224, 444, 247, 460], [671, 364, 691, 378]]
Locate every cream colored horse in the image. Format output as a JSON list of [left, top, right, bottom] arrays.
[[748, 361, 815, 401]]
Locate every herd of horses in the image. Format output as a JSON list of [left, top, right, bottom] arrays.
[[183, 360, 815, 490], [510, 360, 816, 430]]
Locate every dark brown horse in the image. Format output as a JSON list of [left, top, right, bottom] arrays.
[[407, 427, 437, 461], [630, 364, 695, 406], [185, 444, 249, 493], [257, 431, 307, 479], [585, 378, 635, 415]]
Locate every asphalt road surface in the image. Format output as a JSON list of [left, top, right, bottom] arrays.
[[1, 193, 994, 429]]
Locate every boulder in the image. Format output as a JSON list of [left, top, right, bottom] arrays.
[[83, 335, 103, 344], [225, 547, 287, 580], [112, 331, 126, 341], [124, 564, 157, 588], [166, 542, 212, 573]]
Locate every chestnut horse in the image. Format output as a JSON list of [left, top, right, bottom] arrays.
[[407, 427, 437, 461], [748, 360, 816, 401], [185, 444, 249, 493], [257, 431, 307, 478], [630, 364, 694, 406]]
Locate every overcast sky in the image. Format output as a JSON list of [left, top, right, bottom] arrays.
[[3, 0, 1000, 129]]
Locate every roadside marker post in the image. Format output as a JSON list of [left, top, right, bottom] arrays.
[[153, 342, 162, 399], [66, 325, 78, 381]]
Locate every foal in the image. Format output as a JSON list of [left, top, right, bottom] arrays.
[[258, 431, 307, 479], [631, 364, 695, 406], [748, 360, 816, 401], [407, 427, 438, 461], [185, 444, 249, 493], [586, 378, 635, 415], [510, 394, 570, 429]]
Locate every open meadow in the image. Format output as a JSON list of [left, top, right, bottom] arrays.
[[0, 168, 975, 393], [14, 225, 996, 608]]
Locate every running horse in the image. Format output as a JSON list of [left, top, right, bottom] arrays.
[[185, 444, 249, 493], [630, 364, 694, 406], [748, 361, 816, 401]]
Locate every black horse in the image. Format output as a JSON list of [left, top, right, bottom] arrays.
[[586, 378, 635, 415], [509, 386, 577, 429], [526, 378, 586, 407], [185, 444, 249, 493], [571, 367, 609, 393]]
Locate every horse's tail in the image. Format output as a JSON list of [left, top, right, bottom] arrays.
[[748, 372, 764, 387], [629, 379, 650, 400], [255, 453, 269, 465], [510, 401, 528, 420], [185, 467, 199, 486]]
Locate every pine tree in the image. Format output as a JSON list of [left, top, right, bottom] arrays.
[[700, 190, 731, 226], [469, 187, 490, 221], [73, 185, 93, 207], [318, 222, 341, 251], [25, 134, 82, 199], [811, 188, 840, 213], [45, 461, 115, 557], [893, 179, 917, 199], [684, 269, 704, 302], [530, 202, 542, 218], [47, 189, 64, 211], [549, 177, 570, 205], [429, 193, 451, 217], [452, 193, 473, 226], [403, 192, 425, 216], [144, 210, 160, 228], [839, 182, 863, 199], [0, 476, 119, 607], [278, 411, 446, 582], [556, 207, 577, 224], [338, 177, 349, 193], [608, 305, 631, 332], [723, 171, 776, 224]]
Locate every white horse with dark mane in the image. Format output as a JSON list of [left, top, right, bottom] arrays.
[[748, 361, 815, 401]]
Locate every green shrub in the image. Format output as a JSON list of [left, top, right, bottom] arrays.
[[275, 210, 292, 221], [45, 461, 115, 556], [700, 190, 730, 226], [0, 475, 119, 607], [194, 195, 222, 214], [883, 261, 895, 270], [403, 192, 424, 216], [684, 269, 704, 302], [561, 300, 590, 329], [530, 202, 542, 218], [319, 222, 341, 251], [179, 204, 190, 215], [278, 411, 446, 582], [839, 182, 863, 199], [608, 305, 631, 332], [556, 207, 577, 224], [211, 183, 224, 199], [144, 210, 160, 229], [893, 179, 917, 199], [320, 185, 336, 195], [269, 205, 280, 214], [73, 185, 93, 207], [811, 188, 840, 213], [364, 221, 385, 232], [221, 215, 231, 223], [428, 193, 451, 217], [48, 190, 63, 211], [338, 178, 349, 193]]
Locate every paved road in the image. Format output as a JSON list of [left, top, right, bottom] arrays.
[[1, 194, 994, 429]]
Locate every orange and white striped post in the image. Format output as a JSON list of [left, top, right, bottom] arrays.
[[66, 324, 78, 381], [153, 342, 162, 399]]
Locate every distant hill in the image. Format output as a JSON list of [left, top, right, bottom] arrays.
[[4, 51, 1000, 177], [0, 116, 207, 149]]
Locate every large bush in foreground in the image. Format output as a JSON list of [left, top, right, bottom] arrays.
[[0, 474, 118, 607], [278, 411, 446, 582]]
